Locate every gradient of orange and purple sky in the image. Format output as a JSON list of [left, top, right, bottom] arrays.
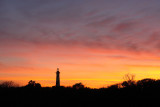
[[1, 0, 160, 88]]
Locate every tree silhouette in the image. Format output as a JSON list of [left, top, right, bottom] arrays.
[[122, 74, 136, 88], [35, 83, 41, 88], [137, 78, 155, 89], [0, 81, 19, 88], [72, 82, 85, 89], [108, 83, 120, 89], [25, 80, 41, 88]]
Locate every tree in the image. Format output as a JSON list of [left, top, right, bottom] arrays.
[[35, 83, 41, 88], [108, 83, 120, 89], [137, 78, 155, 89], [123, 73, 135, 82], [25, 80, 41, 88], [0, 81, 19, 88], [122, 74, 136, 88], [72, 82, 85, 89]]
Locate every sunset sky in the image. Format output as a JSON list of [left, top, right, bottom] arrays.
[[1, 0, 160, 88]]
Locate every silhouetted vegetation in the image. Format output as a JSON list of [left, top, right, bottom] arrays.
[[0, 78, 160, 107], [0, 81, 19, 88], [25, 80, 41, 88], [72, 82, 85, 89], [121, 74, 136, 88]]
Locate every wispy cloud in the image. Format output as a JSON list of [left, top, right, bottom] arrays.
[[1, 0, 160, 54], [1, 0, 160, 87]]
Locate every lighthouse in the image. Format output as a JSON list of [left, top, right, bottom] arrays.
[[56, 68, 60, 87]]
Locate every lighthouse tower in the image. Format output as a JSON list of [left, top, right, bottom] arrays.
[[56, 68, 60, 87]]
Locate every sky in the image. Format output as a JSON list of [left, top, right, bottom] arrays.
[[1, 0, 160, 88]]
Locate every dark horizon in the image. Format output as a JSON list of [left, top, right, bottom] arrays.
[[1, 76, 160, 107]]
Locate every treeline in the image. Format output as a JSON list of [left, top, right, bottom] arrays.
[[1, 75, 160, 107], [0, 80, 86, 89], [107, 74, 160, 90], [1, 74, 160, 90]]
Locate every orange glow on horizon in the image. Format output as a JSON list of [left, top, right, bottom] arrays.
[[1, 38, 160, 88]]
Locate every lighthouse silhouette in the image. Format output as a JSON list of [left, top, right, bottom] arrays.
[[56, 68, 60, 87]]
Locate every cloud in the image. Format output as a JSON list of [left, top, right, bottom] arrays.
[[86, 16, 117, 28], [1, 0, 160, 55], [112, 20, 138, 33]]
